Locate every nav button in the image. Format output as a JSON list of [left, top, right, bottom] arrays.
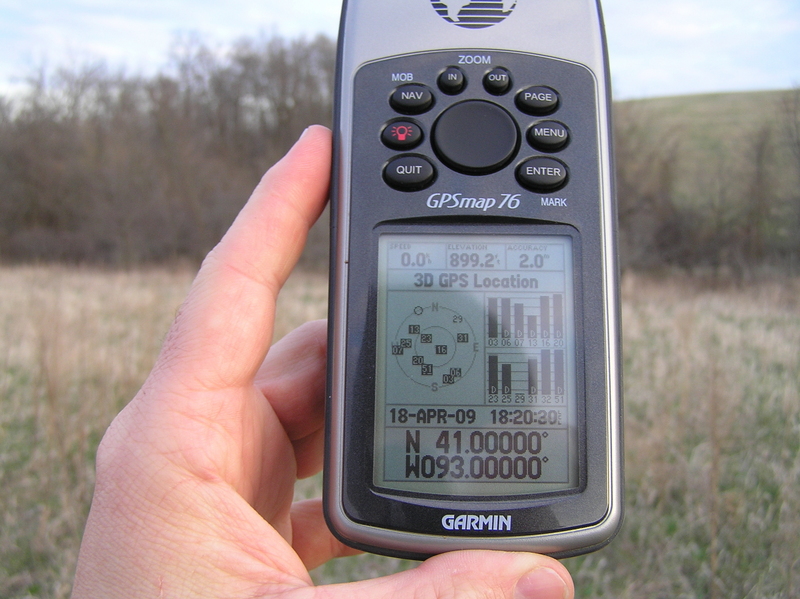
[[390, 84, 434, 115], [383, 155, 436, 191]]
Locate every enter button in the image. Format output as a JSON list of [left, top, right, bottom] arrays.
[[516, 157, 569, 192]]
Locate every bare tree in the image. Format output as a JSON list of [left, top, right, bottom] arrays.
[[0, 33, 335, 265], [741, 124, 773, 263], [780, 86, 800, 270], [613, 101, 683, 268]]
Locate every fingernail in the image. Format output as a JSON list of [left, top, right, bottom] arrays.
[[514, 567, 570, 599]]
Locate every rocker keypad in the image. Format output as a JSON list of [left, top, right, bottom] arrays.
[[382, 67, 573, 193], [432, 100, 519, 175]]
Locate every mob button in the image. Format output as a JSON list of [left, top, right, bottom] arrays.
[[383, 155, 436, 191], [516, 157, 568, 192], [390, 84, 434, 115]]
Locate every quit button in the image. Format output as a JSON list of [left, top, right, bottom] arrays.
[[383, 155, 436, 191]]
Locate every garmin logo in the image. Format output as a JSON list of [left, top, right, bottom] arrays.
[[442, 514, 512, 531], [430, 0, 517, 29]]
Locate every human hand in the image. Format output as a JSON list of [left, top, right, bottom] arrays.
[[71, 125, 574, 599]]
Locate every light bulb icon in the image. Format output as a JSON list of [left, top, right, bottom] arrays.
[[381, 121, 421, 149], [392, 125, 413, 141]]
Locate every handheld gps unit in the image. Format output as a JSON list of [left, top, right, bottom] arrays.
[[325, 0, 623, 559]]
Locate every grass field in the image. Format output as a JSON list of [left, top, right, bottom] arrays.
[[1, 266, 799, 598]]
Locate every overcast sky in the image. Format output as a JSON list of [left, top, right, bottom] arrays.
[[1, 0, 798, 99]]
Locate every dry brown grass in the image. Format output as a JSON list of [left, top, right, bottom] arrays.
[[0, 265, 193, 597], [2, 266, 799, 597], [0, 266, 330, 597], [566, 272, 800, 598]]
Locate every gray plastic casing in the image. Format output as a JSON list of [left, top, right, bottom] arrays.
[[325, 0, 623, 558]]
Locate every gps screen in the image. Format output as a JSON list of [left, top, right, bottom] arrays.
[[374, 233, 579, 496]]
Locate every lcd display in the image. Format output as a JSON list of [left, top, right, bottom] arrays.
[[374, 234, 579, 496]]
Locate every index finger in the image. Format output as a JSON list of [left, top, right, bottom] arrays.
[[154, 125, 332, 393]]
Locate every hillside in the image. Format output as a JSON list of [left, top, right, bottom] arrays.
[[622, 89, 790, 141], [611, 88, 799, 269]]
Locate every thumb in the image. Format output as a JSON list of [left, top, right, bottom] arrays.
[[308, 551, 573, 599]]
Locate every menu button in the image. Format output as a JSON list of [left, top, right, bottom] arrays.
[[527, 121, 570, 152]]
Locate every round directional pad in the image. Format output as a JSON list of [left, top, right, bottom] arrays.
[[432, 100, 519, 175]]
